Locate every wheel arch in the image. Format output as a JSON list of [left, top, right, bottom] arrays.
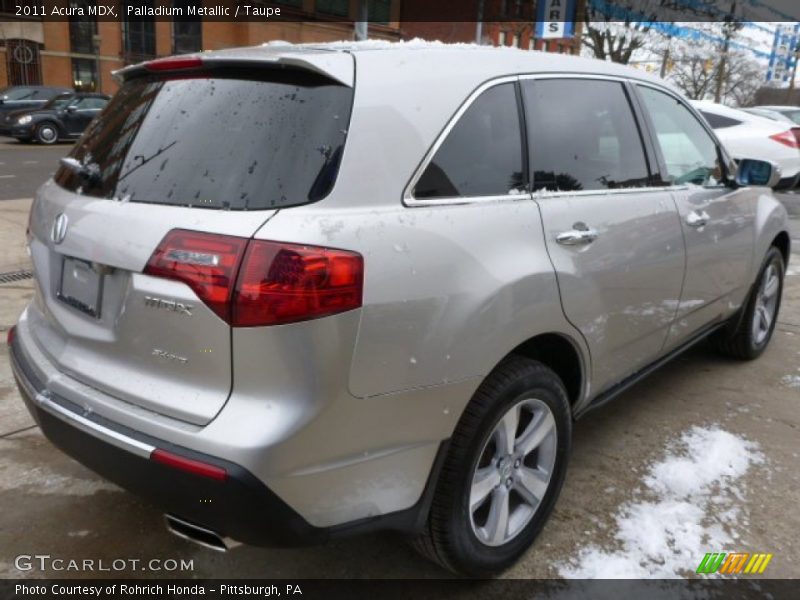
[[772, 230, 791, 266], [501, 332, 586, 414]]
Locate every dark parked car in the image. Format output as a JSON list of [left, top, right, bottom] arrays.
[[0, 86, 72, 120], [2, 92, 110, 144]]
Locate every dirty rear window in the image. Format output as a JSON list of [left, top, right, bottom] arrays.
[[54, 69, 353, 210]]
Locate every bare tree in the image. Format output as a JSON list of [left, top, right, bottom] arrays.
[[669, 47, 763, 107], [581, 21, 654, 64]]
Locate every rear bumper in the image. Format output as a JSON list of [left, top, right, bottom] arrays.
[[9, 335, 446, 547]]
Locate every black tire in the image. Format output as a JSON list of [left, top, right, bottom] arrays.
[[411, 357, 571, 576], [35, 121, 59, 145], [711, 246, 785, 360]]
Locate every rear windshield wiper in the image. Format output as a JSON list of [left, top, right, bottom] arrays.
[[59, 157, 101, 183]]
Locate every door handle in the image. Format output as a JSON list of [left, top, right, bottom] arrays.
[[556, 226, 599, 246], [685, 210, 710, 228]]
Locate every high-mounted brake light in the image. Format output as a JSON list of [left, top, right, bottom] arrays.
[[150, 448, 227, 481], [144, 230, 364, 327], [144, 56, 204, 72], [770, 130, 800, 149]]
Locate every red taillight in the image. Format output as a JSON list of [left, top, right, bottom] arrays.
[[233, 240, 363, 327], [143, 230, 248, 322], [770, 130, 800, 149], [144, 56, 203, 72], [150, 448, 227, 481], [6, 325, 15, 346], [144, 230, 364, 327]]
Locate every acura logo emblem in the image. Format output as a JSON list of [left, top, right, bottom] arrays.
[[51, 213, 68, 244]]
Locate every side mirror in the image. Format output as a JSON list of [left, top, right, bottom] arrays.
[[735, 159, 781, 189]]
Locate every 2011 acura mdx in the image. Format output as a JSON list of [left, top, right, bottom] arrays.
[[8, 43, 790, 576]]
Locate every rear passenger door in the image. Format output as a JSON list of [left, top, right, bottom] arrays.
[[521, 77, 686, 394], [635, 85, 754, 350]]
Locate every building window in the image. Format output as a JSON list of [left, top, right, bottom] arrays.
[[72, 58, 97, 91], [513, 34, 520, 48], [315, 0, 348, 17], [368, 0, 391, 23], [172, 0, 202, 54], [122, 1, 156, 63], [498, 31, 508, 46], [69, 0, 97, 55]]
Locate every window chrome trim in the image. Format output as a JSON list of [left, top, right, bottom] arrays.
[[403, 75, 520, 207], [404, 72, 692, 208]]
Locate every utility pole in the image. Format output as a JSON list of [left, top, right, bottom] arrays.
[[660, 35, 672, 79], [714, 0, 737, 103], [475, 0, 485, 45], [786, 41, 800, 103], [354, 0, 368, 41]]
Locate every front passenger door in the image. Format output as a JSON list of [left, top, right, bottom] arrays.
[[636, 85, 754, 350]]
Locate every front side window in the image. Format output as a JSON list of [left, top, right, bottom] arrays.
[[414, 83, 524, 199], [639, 86, 722, 187], [522, 79, 650, 192]]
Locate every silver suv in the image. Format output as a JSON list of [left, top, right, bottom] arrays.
[[9, 44, 790, 576]]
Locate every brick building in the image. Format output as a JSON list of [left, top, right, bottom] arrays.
[[0, 0, 401, 94]]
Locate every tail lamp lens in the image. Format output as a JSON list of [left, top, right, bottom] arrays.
[[233, 240, 363, 327], [144, 230, 363, 327], [770, 130, 800, 149], [6, 325, 16, 346], [143, 230, 248, 322]]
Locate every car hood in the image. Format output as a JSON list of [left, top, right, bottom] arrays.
[[2, 107, 55, 122]]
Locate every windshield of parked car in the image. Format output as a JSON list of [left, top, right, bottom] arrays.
[[776, 109, 800, 125], [43, 94, 76, 110], [1, 87, 37, 101], [54, 69, 354, 210]]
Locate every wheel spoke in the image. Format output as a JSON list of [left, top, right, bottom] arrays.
[[471, 466, 501, 512], [495, 404, 519, 456], [515, 467, 549, 507], [485, 488, 510, 545], [759, 305, 772, 331], [515, 410, 555, 457], [762, 274, 779, 300]]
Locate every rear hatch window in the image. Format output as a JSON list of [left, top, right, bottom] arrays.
[[55, 68, 354, 210]]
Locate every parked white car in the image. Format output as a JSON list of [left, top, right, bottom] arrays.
[[693, 101, 800, 189]]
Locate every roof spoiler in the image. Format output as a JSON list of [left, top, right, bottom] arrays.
[[112, 52, 354, 87]]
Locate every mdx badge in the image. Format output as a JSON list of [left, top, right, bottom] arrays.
[[51, 213, 68, 245], [144, 296, 194, 316]]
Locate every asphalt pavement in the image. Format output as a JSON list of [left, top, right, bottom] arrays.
[[0, 137, 72, 201]]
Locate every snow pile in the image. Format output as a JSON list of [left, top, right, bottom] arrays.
[[558, 426, 764, 579]]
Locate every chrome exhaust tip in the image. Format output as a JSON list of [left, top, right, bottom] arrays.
[[164, 514, 241, 552]]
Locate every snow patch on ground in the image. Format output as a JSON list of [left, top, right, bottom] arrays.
[[781, 374, 800, 389], [558, 426, 764, 579]]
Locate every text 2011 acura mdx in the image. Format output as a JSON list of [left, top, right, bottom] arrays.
[[8, 43, 790, 576]]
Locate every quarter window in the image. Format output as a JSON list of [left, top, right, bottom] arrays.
[[522, 79, 650, 192], [699, 110, 741, 130], [638, 86, 723, 187], [414, 83, 524, 199]]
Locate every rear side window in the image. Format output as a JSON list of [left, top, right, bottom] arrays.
[[699, 111, 741, 129], [522, 79, 650, 192], [638, 86, 722, 187], [413, 82, 524, 199], [54, 70, 354, 210]]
